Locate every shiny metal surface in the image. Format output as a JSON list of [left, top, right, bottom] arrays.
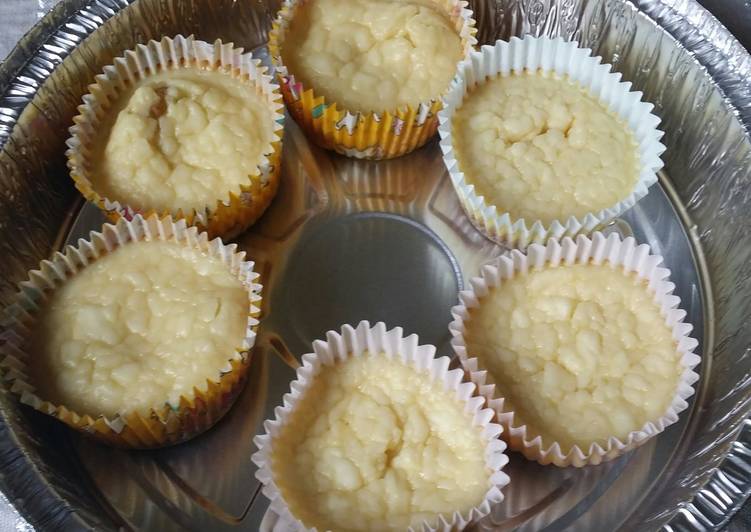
[[697, 0, 751, 52], [0, 0, 749, 531], [62, 126, 706, 532]]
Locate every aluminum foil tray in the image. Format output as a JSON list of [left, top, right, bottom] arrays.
[[1, 0, 750, 530]]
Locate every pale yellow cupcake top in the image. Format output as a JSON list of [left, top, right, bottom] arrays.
[[464, 262, 682, 452], [452, 71, 639, 225], [28, 239, 249, 418], [270, 352, 490, 531], [92, 67, 275, 214], [280, 0, 463, 113]]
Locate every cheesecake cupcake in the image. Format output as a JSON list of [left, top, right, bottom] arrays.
[[449, 232, 700, 467], [67, 35, 285, 240], [0, 215, 261, 448], [439, 36, 665, 248], [269, 0, 476, 159], [252, 321, 509, 530]]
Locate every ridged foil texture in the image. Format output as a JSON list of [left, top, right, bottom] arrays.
[[0, 0, 749, 530]]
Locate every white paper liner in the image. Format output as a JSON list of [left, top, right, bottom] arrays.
[[66, 35, 285, 238], [449, 232, 701, 467], [251, 320, 510, 531], [438, 36, 666, 249], [0, 214, 262, 448]]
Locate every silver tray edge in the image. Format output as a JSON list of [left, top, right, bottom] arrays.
[[0, 0, 750, 530]]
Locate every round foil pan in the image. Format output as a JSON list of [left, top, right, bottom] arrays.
[[0, 0, 750, 530]]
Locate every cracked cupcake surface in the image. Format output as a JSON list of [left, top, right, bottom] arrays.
[[452, 71, 639, 225], [464, 263, 682, 453], [27, 239, 249, 418], [280, 0, 463, 113], [92, 67, 275, 214], [271, 352, 490, 531]]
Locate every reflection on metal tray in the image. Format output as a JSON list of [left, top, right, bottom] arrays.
[[0, 0, 750, 531], [62, 125, 707, 531]]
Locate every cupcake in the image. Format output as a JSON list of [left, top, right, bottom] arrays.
[[439, 36, 665, 248], [252, 321, 509, 531], [0, 215, 261, 448], [67, 35, 285, 240], [449, 233, 700, 467], [269, 0, 476, 159]]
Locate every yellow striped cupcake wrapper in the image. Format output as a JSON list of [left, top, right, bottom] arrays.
[[66, 35, 285, 240], [0, 215, 262, 449], [268, 0, 476, 159]]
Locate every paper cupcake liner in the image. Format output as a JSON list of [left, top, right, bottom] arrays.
[[269, 0, 476, 160], [0, 214, 262, 449], [438, 36, 666, 248], [66, 35, 285, 240], [251, 320, 510, 531], [449, 232, 701, 467]]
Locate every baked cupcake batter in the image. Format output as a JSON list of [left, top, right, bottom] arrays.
[[281, 0, 463, 112], [452, 71, 639, 225], [464, 263, 682, 452], [271, 353, 489, 531], [94, 67, 275, 213], [28, 239, 249, 418]]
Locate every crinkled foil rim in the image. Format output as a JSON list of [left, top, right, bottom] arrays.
[[1, 0, 751, 530]]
